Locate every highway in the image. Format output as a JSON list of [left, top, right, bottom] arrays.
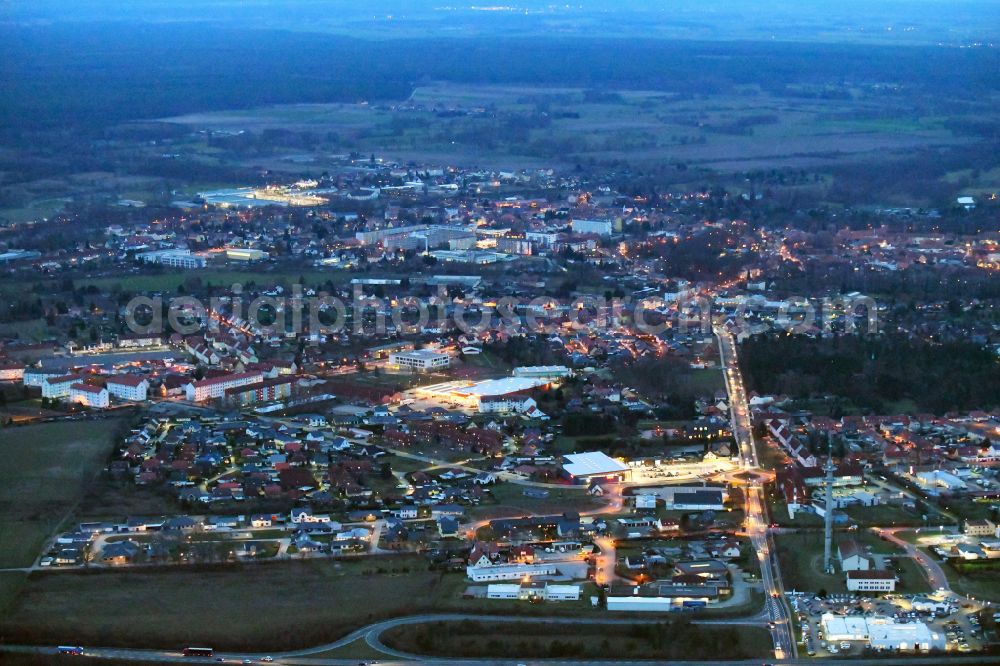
[[716, 327, 796, 660]]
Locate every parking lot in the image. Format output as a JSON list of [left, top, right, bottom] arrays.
[[790, 591, 990, 656], [627, 460, 736, 485]]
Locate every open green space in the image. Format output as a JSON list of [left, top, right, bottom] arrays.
[[842, 504, 924, 528], [381, 618, 772, 660], [943, 560, 1000, 603], [304, 638, 391, 661], [770, 499, 823, 528], [165, 83, 977, 181], [0, 319, 51, 342], [387, 454, 430, 475], [940, 499, 998, 523], [0, 418, 127, 568], [0, 557, 682, 650], [0, 557, 439, 649], [684, 368, 726, 396], [0, 572, 28, 615], [892, 555, 932, 593], [469, 482, 602, 522], [774, 530, 929, 595]]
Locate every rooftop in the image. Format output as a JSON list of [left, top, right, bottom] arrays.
[[563, 451, 630, 478]]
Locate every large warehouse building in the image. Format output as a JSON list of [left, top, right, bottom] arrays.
[[414, 376, 550, 412], [562, 451, 632, 483]]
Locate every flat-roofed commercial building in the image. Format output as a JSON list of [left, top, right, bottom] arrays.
[[136, 249, 207, 269], [466, 562, 558, 582], [562, 451, 632, 482], [389, 349, 451, 372], [820, 613, 945, 652]]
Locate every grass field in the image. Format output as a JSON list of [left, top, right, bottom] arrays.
[[685, 368, 726, 396], [0, 418, 126, 569], [770, 499, 824, 527], [304, 639, 390, 661], [0, 559, 642, 651], [0, 557, 443, 649], [774, 530, 929, 595], [469, 482, 602, 521], [944, 564, 1000, 603], [842, 504, 925, 528], [0, 319, 52, 342]]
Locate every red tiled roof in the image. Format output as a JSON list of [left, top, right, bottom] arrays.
[[190, 371, 261, 388], [71, 382, 106, 394], [106, 375, 147, 387], [46, 374, 82, 385]]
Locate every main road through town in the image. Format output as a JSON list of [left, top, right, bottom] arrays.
[[716, 327, 796, 660]]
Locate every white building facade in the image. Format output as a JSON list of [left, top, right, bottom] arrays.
[[389, 349, 451, 372], [185, 372, 264, 402], [106, 376, 149, 401], [69, 383, 110, 408]]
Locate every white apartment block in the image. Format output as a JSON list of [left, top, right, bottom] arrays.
[[570, 218, 613, 236], [184, 372, 264, 402], [0, 363, 25, 381], [69, 383, 110, 409], [24, 370, 62, 388], [42, 375, 82, 399], [106, 376, 149, 401], [389, 349, 450, 372]]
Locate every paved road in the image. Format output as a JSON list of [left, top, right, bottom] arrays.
[[0, 611, 796, 666], [717, 327, 796, 660], [10, 622, 1000, 666], [880, 527, 951, 591]]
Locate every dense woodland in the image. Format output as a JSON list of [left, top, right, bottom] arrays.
[[2, 26, 997, 136], [384, 619, 768, 660], [741, 333, 1000, 415]]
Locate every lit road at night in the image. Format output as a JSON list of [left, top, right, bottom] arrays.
[[717, 327, 796, 659]]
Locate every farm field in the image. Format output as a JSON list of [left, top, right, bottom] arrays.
[[164, 83, 980, 175], [0, 418, 127, 569]]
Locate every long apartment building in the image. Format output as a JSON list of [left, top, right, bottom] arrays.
[[106, 375, 149, 401], [184, 371, 264, 402]]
